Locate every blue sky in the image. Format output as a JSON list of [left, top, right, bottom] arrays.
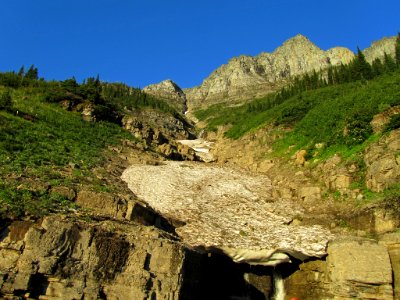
[[0, 0, 398, 88]]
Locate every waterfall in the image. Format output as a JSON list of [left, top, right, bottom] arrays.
[[198, 129, 205, 139], [272, 270, 285, 300]]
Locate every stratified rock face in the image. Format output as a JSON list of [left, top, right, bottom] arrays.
[[327, 238, 393, 299], [365, 129, 400, 192], [284, 238, 394, 299], [143, 79, 187, 113], [0, 216, 186, 299], [380, 232, 400, 300], [184, 35, 355, 109], [122, 109, 192, 142], [364, 36, 397, 63], [121, 161, 333, 266]]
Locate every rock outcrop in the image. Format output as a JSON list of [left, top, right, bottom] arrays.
[[176, 138, 215, 162], [371, 105, 400, 133], [327, 238, 393, 299], [0, 216, 186, 299], [364, 36, 397, 63], [143, 79, 187, 113], [0, 216, 291, 299], [380, 232, 400, 300], [365, 129, 400, 192], [121, 109, 198, 160], [285, 238, 394, 299]]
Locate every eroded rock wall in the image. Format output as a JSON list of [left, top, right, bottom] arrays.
[[365, 129, 400, 192], [0, 216, 186, 300], [285, 238, 395, 300]]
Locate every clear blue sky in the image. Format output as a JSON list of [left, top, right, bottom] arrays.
[[0, 0, 398, 88]]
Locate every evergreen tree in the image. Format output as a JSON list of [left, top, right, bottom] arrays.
[[17, 66, 25, 77], [25, 65, 38, 80], [0, 90, 13, 111], [81, 76, 102, 104], [372, 58, 384, 76], [327, 67, 334, 85], [62, 77, 79, 93], [395, 32, 400, 66], [383, 52, 397, 72], [351, 47, 373, 80], [337, 64, 350, 83], [95, 74, 100, 86]]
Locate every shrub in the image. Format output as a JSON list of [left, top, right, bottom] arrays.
[[0, 91, 13, 111], [344, 109, 373, 146], [385, 114, 400, 131]]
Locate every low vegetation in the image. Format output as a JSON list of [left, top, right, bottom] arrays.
[[0, 87, 135, 217], [0, 67, 181, 218]]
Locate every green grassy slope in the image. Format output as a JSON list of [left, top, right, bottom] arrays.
[[0, 87, 134, 217], [195, 70, 400, 154], [0, 68, 189, 218]]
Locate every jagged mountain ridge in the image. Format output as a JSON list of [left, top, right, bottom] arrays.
[[184, 34, 354, 109], [144, 34, 396, 110]]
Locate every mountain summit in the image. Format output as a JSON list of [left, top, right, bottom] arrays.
[[143, 79, 187, 112], [183, 34, 355, 109]]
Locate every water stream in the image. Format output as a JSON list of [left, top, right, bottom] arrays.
[[272, 270, 285, 300]]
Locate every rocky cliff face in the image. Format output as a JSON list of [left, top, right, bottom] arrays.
[[183, 35, 355, 109], [146, 35, 396, 111], [284, 237, 395, 299], [364, 36, 397, 63], [0, 216, 186, 299], [121, 109, 198, 161], [143, 79, 187, 113]]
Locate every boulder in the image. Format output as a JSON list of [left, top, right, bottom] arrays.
[[298, 186, 321, 202], [285, 237, 396, 299], [295, 149, 307, 165], [329, 174, 352, 191], [327, 238, 393, 299], [380, 233, 400, 300]]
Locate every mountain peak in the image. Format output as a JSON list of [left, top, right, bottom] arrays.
[[144, 79, 180, 92], [291, 33, 309, 40], [284, 34, 312, 44], [279, 34, 317, 49], [143, 79, 187, 112]]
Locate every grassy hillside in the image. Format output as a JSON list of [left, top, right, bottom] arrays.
[[195, 69, 400, 156], [0, 66, 193, 219], [0, 86, 136, 218]]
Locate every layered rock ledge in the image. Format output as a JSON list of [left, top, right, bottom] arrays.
[[121, 161, 333, 266]]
